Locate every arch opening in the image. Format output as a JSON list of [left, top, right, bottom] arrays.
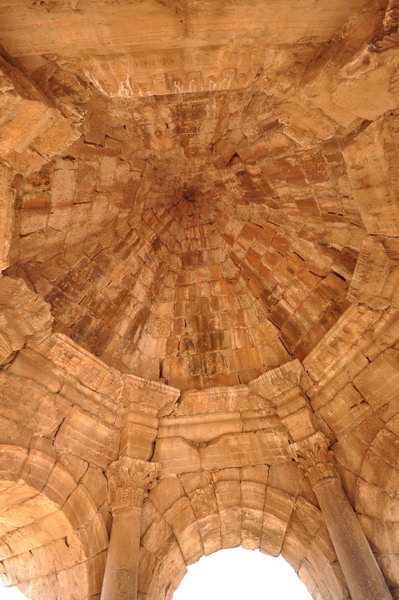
[[173, 547, 312, 599], [0, 445, 108, 599], [0, 582, 27, 599], [140, 475, 349, 600], [0, 479, 89, 600]]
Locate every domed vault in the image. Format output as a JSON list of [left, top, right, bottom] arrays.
[[1, 1, 399, 599]]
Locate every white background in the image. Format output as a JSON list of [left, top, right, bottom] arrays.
[[174, 547, 312, 599]]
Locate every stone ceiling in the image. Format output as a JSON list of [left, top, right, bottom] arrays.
[[2, 3, 399, 600], [2, 0, 399, 390]]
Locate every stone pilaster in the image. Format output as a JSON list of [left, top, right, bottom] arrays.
[[120, 375, 180, 460]]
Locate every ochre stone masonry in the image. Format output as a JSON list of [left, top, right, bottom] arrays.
[[1, 1, 399, 598]]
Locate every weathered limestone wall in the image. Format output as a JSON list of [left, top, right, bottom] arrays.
[[4, 61, 399, 391], [0, 166, 15, 272], [139, 307, 399, 599], [0, 55, 78, 175], [0, 1, 398, 599], [0, 282, 398, 598], [0, 278, 178, 598], [0, 281, 121, 598], [140, 470, 347, 600], [0, 445, 105, 600]]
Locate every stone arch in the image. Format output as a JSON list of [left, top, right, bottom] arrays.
[[138, 472, 348, 600], [0, 444, 108, 599], [355, 411, 399, 593]]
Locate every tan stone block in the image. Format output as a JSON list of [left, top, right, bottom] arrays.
[[356, 480, 399, 522], [63, 484, 97, 530], [18, 575, 59, 599], [0, 413, 33, 448], [212, 468, 241, 483], [3, 510, 71, 557], [318, 383, 371, 437], [141, 514, 175, 555], [120, 416, 158, 461], [358, 514, 399, 555], [240, 410, 280, 433], [196, 511, 223, 555], [43, 463, 77, 507], [179, 471, 212, 494], [281, 518, 309, 570], [242, 465, 269, 484], [163, 496, 203, 564], [78, 511, 108, 556], [200, 430, 290, 471], [0, 482, 39, 517], [81, 466, 108, 509], [58, 452, 89, 484], [260, 487, 295, 556], [148, 537, 187, 595], [268, 462, 303, 497], [303, 304, 378, 385], [154, 437, 201, 476], [54, 407, 119, 468], [216, 504, 240, 549], [21, 450, 56, 493], [0, 445, 27, 482], [0, 165, 15, 271], [46, 333, 122, 399], [1, 488, 58, 530], [158, 412, 242, 443], [0, 374, 61, 436], [7, 348, 63, 393], [149, 478, 185, 516], [354, 348, 399, 409]]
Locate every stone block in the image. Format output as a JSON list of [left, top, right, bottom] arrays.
[[55, 407, 119, 468]]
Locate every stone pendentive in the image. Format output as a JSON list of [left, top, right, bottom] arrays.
[[0, 277, 53, 366], [0, 55, 78, 175]]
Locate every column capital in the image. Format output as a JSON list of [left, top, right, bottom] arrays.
[[293, 432, 337, 486], [107, 456, 160, 514]]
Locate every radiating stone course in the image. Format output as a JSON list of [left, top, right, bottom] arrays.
[[0, 1, 399, 599]]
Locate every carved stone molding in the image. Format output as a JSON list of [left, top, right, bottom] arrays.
[[293, 432, 337, 486], [107, 456, 160, 514], [122, 374, 180, 417]]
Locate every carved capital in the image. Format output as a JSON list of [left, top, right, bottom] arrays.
[[107, 456, 160, 514], [293, 432, 337, 486]]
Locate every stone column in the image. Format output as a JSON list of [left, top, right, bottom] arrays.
[[294, 432, 392, 600], [101, 456, 160, 600]]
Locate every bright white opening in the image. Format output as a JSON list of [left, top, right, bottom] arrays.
[[0, 583, 27, 599], [173, 547, 312, 600]]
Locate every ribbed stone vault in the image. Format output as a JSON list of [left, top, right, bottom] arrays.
[[2, 0, 396, 391], [3, 84, 376, 389], [1, 1, 399, 599]]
